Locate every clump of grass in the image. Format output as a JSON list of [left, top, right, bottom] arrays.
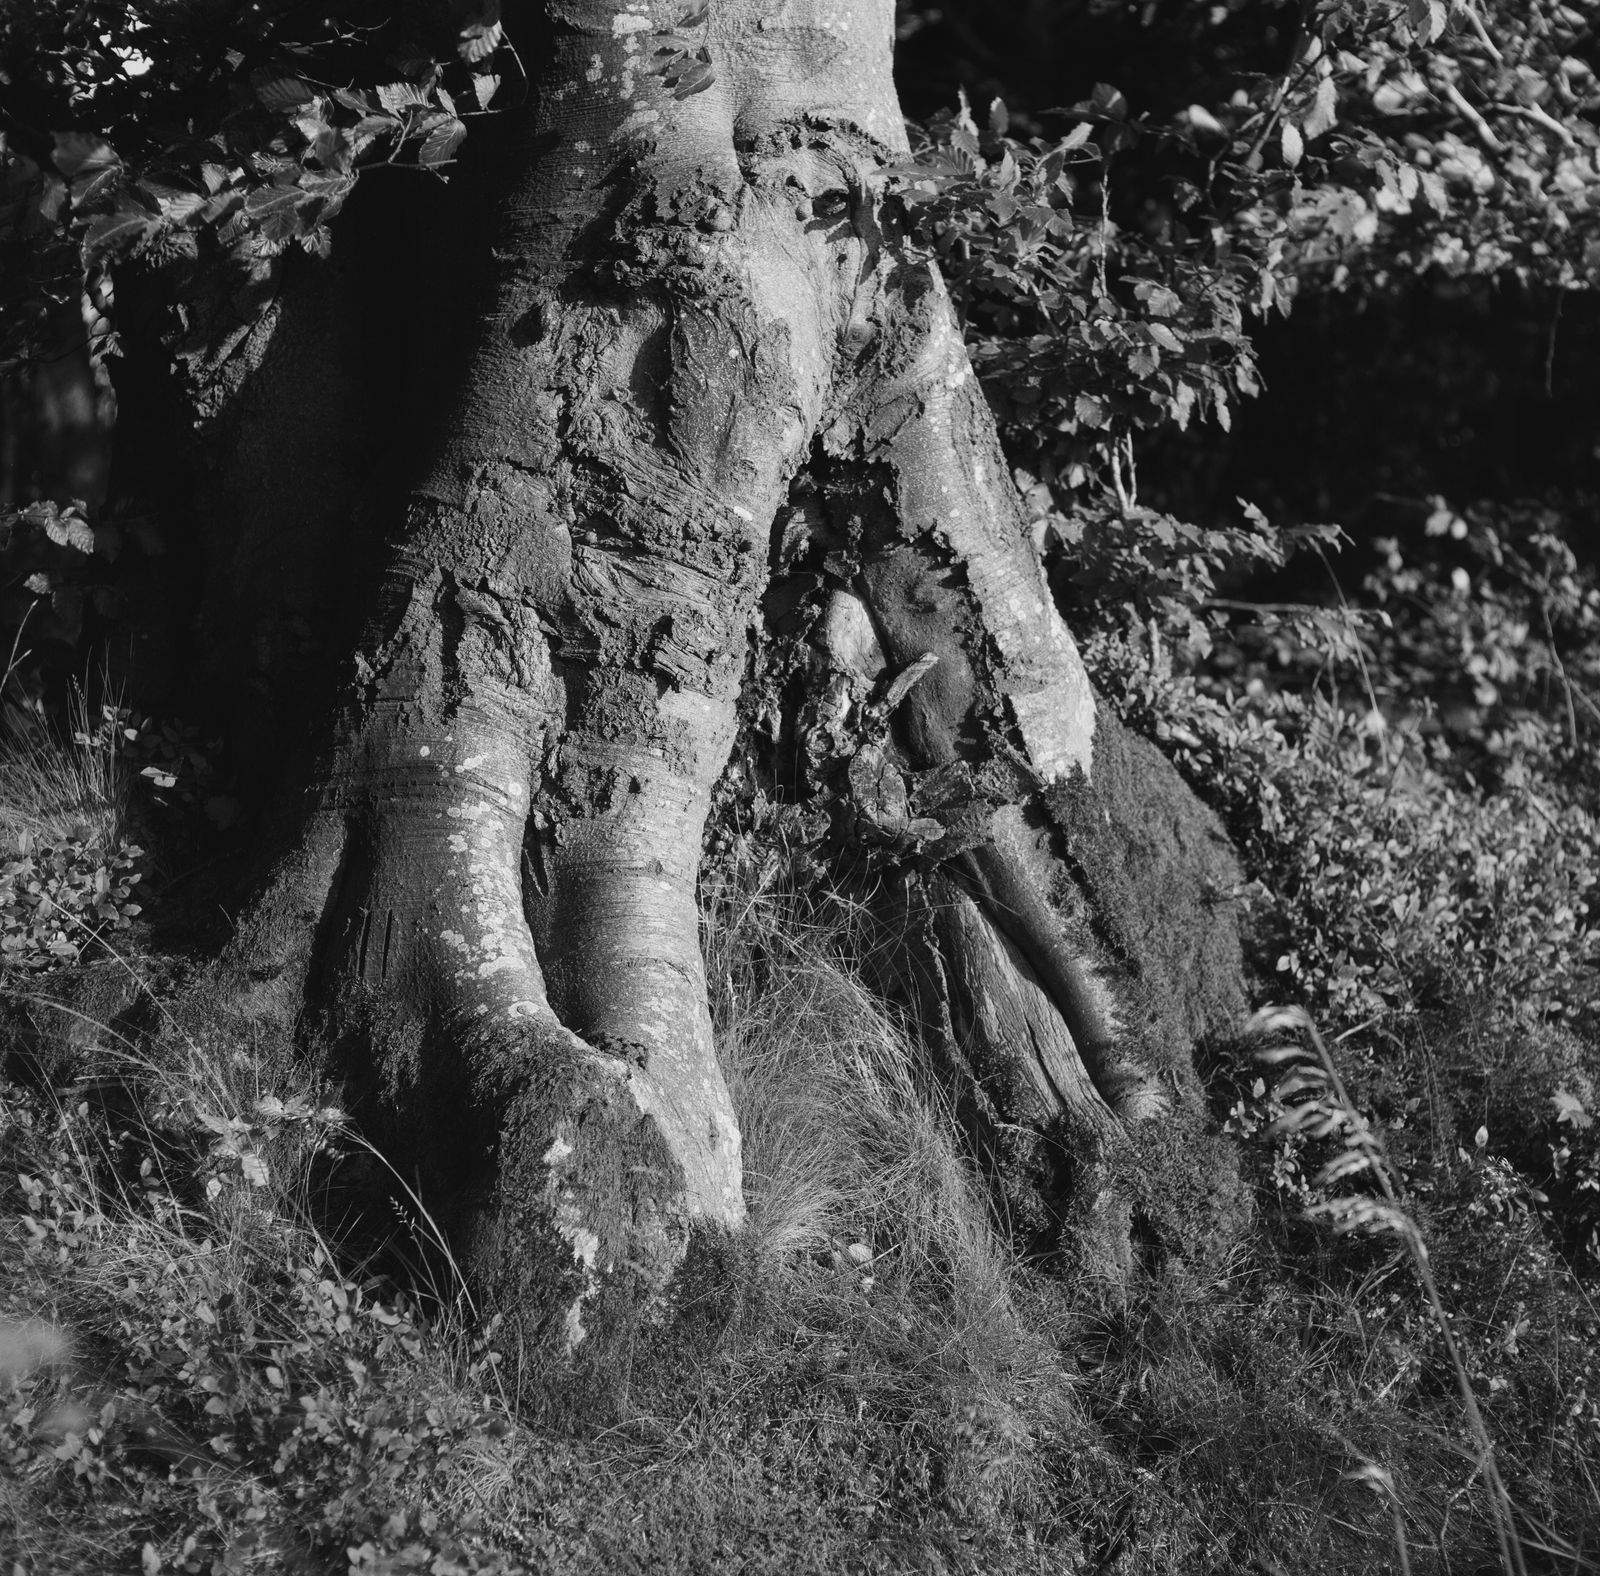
[[708, 880, 1009, 1308], [655, 878, 1090, 1543], [0, 683, 126, 854]]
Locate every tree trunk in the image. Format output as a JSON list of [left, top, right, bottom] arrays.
[[216, 0, 1248, 1352]]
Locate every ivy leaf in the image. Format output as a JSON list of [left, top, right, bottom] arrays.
[[1407, 0, 1449, 44], [670, 61, 716, 99], [1553, 1089, 1593, 1129]]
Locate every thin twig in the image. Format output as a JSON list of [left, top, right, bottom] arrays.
[[1443, 83, 1505, 153], [1487, 100, 1577, 148], [1462, 3, 1505, 64], [1538, 600, 1580, 752]]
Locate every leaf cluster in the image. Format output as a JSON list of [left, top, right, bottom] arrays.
[[0, 497, 129, 658], [649, 5, 716, 102], [0, 0, 509, 368], [885, 93, 1263, 514], [0, 833, 142, 972], [887, 0, 1596, 545]]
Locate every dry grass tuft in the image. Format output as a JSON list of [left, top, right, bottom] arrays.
[[0, 684, 125, 853], [708, 880, 1008, 1310]]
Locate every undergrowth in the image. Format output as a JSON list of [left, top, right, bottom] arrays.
[[0, 687, 144, 975], [5, 872, 1597, 1572], [2, 503, 1597, 1573]]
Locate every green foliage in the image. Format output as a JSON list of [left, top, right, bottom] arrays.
[[1364, 501, 1600, 776], [889, 0, 1597, 540], [1, 1074, 523, 1574], [1085, 501, 1600, 1038], [0, 688, 145, 976], [10, 884, 1596, 1575], [887, 93, 1264, 515], [0, 0, 508, 368], [83, 704, 236, 829], [0, 498, 115, 656], [0, 833, 142, 973]]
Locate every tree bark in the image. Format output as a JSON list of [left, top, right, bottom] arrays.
[[213, 0, 1247, 1349]]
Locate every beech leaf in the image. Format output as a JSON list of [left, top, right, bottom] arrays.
[[458, 20, 503, 62], [1281, 120, 1304, 170], [82, 207, 155, 258], [1304, 76, 1339, 140], [377, 82, 430, 115], [51, 133, 119, 181], [419, 119, 467, 167], [254, 75, 315, 111]]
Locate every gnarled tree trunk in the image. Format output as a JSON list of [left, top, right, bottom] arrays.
[[213, 0, 1248, 1352]]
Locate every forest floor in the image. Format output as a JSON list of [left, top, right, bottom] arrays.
[[4, 538, 1600, 1573]]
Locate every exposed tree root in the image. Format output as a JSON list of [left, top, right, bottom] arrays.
[[200, 0, 1250, 1348]]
